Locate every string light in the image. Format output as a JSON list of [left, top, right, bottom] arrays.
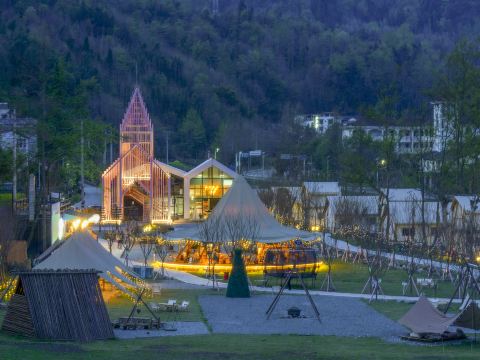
[[0, 277, 18, 302]]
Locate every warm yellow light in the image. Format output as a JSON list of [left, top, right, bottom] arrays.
[[204, 185, 219, 197], [143, 225, 153, 233], [151, 261, 325, 273], [58, 218, 65, 240], [477, 256, 480, 263], [102, 219, 122, 225], [72, 219, 81, 230], [379, 159, 387, 166], [81, 220, 89, 229], [88, 214, 100, 224]]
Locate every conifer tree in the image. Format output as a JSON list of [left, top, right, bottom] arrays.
[[226, 249, 250, 298]]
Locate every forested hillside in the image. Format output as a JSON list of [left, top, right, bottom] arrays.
[[1, 0, 480, 186]]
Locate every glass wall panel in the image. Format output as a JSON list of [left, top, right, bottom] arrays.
[[189, 166, 233, 219], [171, 175, 184, 219]]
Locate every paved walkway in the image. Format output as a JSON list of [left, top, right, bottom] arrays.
[[162, 267, 459, 303], [73, 184, 102, 209], [324, 233, 464, 274], [95, 235, 461, 303]]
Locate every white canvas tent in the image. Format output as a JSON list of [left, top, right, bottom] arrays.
[[34, 231, 140, 294], [168, 176, 318, 243]]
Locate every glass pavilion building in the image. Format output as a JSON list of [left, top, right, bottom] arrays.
[[102, 87, 237, 223]]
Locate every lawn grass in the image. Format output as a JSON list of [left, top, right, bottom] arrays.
[[0, 193, 12, 205], [187, 260, 456, 298], [1, 288, 479, 359], [104, 287, 224, 322], [0, 192, 26, 205], [366, 300, 414, 321], [0, 329, 479, 359]]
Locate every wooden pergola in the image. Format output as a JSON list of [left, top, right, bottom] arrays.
[[102, 87, 170, 223]]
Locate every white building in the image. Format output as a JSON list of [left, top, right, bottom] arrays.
[[325, 195, 380, 233], [294, 113, 343, 134], [380, 188, 440, 243], [302, 181, 341, 230], [155, 157, 238, 221], [431, 102, 454, 153], [0, 103, 37, 157], [340, 103, 455, 154], [342, 125, 434, 154], [450, 195, 480, 228]]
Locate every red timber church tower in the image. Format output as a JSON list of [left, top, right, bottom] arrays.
[[102, 87, 170, 223]]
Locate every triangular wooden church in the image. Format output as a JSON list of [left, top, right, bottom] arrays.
[[102, 87, 169, 223], [1, 270, 113, 341]]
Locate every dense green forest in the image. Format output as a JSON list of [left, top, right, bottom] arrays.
[[2, 0, 480, 194]]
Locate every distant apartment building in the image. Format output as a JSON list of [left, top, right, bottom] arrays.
[[296, 103, 454, 155], [342, 124, 435, 154], [294, 113, 347, 134], [0, 103, 37, 157]]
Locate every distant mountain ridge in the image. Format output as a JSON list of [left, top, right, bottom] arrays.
[[1, 0, 480, 160]]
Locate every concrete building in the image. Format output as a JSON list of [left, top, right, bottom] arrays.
[[296, 103, 455, 155], [342, 125, 435, 154], [294, 113, 345, 134], [0, 103, 37, 157]]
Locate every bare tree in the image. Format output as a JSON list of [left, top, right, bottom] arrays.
[[299, 185, 312, 230], [257, 187, 275, 212], [319, 230, 336, 292], [198, 215, 225, 289], [103, 223, 122, 254], [223, 213, 260, 263], [273, 187, 297, 226], [439, 216, 457, 282], [331, 196, 375, 257], [122, 221, 140, 267], [155, 239, 170, 277], [139, 233, 156, 267], [0, 207, 17, 279], [401, 198, 422, 296], [361, 231, 390, 302]]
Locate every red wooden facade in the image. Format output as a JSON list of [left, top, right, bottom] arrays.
[[102, 88, 170, 223]]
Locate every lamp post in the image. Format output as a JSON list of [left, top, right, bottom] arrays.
[[376, 158, 387, 188], [214, 147, 220, 160]]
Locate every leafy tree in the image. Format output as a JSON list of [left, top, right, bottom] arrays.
[[0, 148, 12, 183], [340, 130, 379, 188], [177, 109, 206, 160]]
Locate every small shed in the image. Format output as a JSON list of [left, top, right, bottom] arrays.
[[1, 270, 114, 341]]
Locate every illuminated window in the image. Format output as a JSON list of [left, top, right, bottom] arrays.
[[189, 166, 233, 219]]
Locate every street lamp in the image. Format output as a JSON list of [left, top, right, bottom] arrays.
[[376, 158, 387, 188], [214, 147, 220, 160]]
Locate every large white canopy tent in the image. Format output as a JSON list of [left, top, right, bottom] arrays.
[[167, 176, 318, 243], [34, 231, 140, 294]]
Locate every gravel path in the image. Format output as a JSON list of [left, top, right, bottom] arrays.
[[199, 294, 406, 339], [156, 279, 205, 290], [114, 321, 209, 339]]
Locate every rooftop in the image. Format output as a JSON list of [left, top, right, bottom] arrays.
[[304, 182, 341, 195], [453, 195, 480, 213]]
